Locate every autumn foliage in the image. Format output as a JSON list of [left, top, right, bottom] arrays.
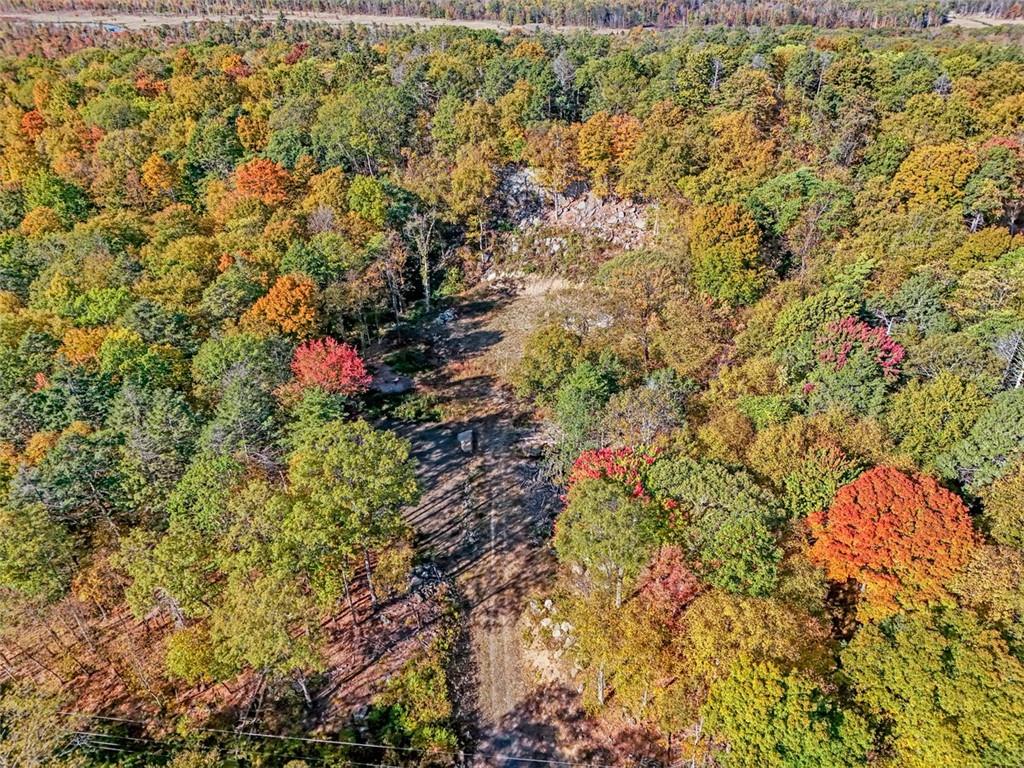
[[241, 274, 318, 338], [566, 446, 657, 499], [234, 158, 291, 206], [20, 109, 45, 140], [291, 338, 371, 395], [815, 317, 905, 380], [808, 467, 977, 610], [60, 327, 111, 367], [636, 544, 703, 628]]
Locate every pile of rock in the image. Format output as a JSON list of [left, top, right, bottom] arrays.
[[544, 193, 648, 250], [526, 597, 576, 659], [499, 167, 546, 223], [499, 167, 650, 251]]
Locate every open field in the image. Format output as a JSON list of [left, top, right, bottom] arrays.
[[946, 12, 1024, 26]]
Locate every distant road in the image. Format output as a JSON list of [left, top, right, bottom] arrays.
[[946, 12, 1024, 27], [0, 7, 622, 33]]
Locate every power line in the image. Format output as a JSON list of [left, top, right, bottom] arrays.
[[64, 728, 402, 768], [59, 709, 630, 767]]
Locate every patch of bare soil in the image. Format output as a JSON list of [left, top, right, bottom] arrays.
[[945, 13, 1024, 27]]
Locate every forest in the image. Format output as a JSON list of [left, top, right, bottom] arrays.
[[2, 0, 1024, 30], [0, 12, 1023, 768]]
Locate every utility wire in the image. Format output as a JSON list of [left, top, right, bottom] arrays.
[[64, 727, 402, 768], [60, 709, 631, 767]]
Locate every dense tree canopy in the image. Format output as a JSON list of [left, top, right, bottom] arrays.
[[1, 15, 1023, 768]]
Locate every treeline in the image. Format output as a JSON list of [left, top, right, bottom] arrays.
[[2, 0, 1015, 28], [0, 18, 397, 58]]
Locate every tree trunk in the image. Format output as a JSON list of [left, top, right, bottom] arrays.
[[596, 665, 606, 706], [420, 247, 431, 313], [363, 547, 378, 607], [160, 590, 185, 629], [341, 567, 361, 637], [296, 676, 312, 707]]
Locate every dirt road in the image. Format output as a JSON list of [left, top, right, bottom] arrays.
[[0, 8, 618, 33], [398, 287, 665, 766], [396, 290, 573, 764]]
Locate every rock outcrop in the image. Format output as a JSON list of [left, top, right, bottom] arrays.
[[499, 167, 650, 251]]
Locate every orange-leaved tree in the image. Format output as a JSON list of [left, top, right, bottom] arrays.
[[234, 158, 291, 206], [242, 274, 318, 339], [808, 466, 977, 613]]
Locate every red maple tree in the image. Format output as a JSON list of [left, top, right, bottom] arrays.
[[291, 338, 372, 396], [815, 316, 905, 380], [566, 446, 658, 499], [284, 43, 309, 65], [636, 545, 703, 628], [808, 466, 977, 610], [20, 110, 46, 140]]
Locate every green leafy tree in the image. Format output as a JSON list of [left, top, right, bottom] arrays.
[[771, 288, 861, 375], [0, 685, 86, 768], [678, 591, 832, 720], [747, 169, 854, 273], [0, 503, 74, 600], [511, 324, 582, 405], [647, 457, 782, 596], [209, 570, 324, 701], [844, 607, 1024, 768], [109, 385, 199, 514], [371, 638, 457, 752], [288, 420, 419, 605], [938, 389, 1024, 493], [886, 373, 989, 469], [554, 478, 658, 607], [551, 358, 620, 475], [980, 461, 1024, 548], [116, 526, 217, 625], [688, 203, 769, 307], [703, 660, 871, 768], [166, 451, 246, 534], [781, 444, 862, 520], [165, 624, 224, 684], [23, 170, 90, 226], [182, 116, 243, 181], [312, 82, 410, 173], [347, 175, 392, 228], [199, 264, 265, 323], [12, 429, 128, 534], [191, 332, 292, 405], [199, 376, 280, 457]]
